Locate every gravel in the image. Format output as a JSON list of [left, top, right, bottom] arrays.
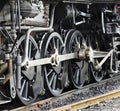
[[39, 76, 120, 111], [81, 97, 120, 111]]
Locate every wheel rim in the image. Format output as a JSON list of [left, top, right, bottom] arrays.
[[15, 35, 39, 105], [66, 30, 89, 88], [88, 35, 105, 82], [41, 32, 65, 96]]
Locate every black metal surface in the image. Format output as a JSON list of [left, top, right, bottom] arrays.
[[0, 91, 11, 105], [0, 0, 8, 12], [63, 0, 116, 4]]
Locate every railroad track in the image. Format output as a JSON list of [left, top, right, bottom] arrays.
[[52, 89, 120, 111], [4, 75, 120, 111]]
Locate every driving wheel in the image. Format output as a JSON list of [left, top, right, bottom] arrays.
[[88, 34, 106, 82], [65, 30, 89, 89], [15, 35, 39, 105], [41, 32, 67, 96]]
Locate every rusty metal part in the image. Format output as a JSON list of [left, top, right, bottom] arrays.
[[78, 48, 87, 60], [0, 61, 13, 85], [2, 72, 11, 84], [11, 98, 52, 111], [0, 63, 8, 75]]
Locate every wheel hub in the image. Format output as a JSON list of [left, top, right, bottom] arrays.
[[51, 48, 60, 67], [78, 48, 87, 60]]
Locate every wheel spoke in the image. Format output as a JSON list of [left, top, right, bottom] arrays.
[[57, 75, 62, 89], [75, 69, 80, 84], [49, 72, 55, 87], [29, 41, 32, 59], [56, 39, 60, 52], [23, 81, 28, 98], [52, 37, 56, 49], [74, 35, 78, 43], [47, 69, 53, 77], [49, 42, 53, 50], [20, 79, 26, 96], [52, 75, 57, 90]]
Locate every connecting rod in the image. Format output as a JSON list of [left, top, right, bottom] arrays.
[[24, 48, 113, 70]]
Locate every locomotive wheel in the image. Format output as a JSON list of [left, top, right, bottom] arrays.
[[41, 32, 66, 96], [15, 35, 39, 105], [65, 30, 89, 89], [88, 35, 106, 82], [89, 63, 105, 82]]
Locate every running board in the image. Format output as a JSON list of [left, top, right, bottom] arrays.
[[0, 91, 11, 104]]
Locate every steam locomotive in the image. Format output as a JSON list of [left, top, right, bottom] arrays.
[[0, 0, 120, 105]]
